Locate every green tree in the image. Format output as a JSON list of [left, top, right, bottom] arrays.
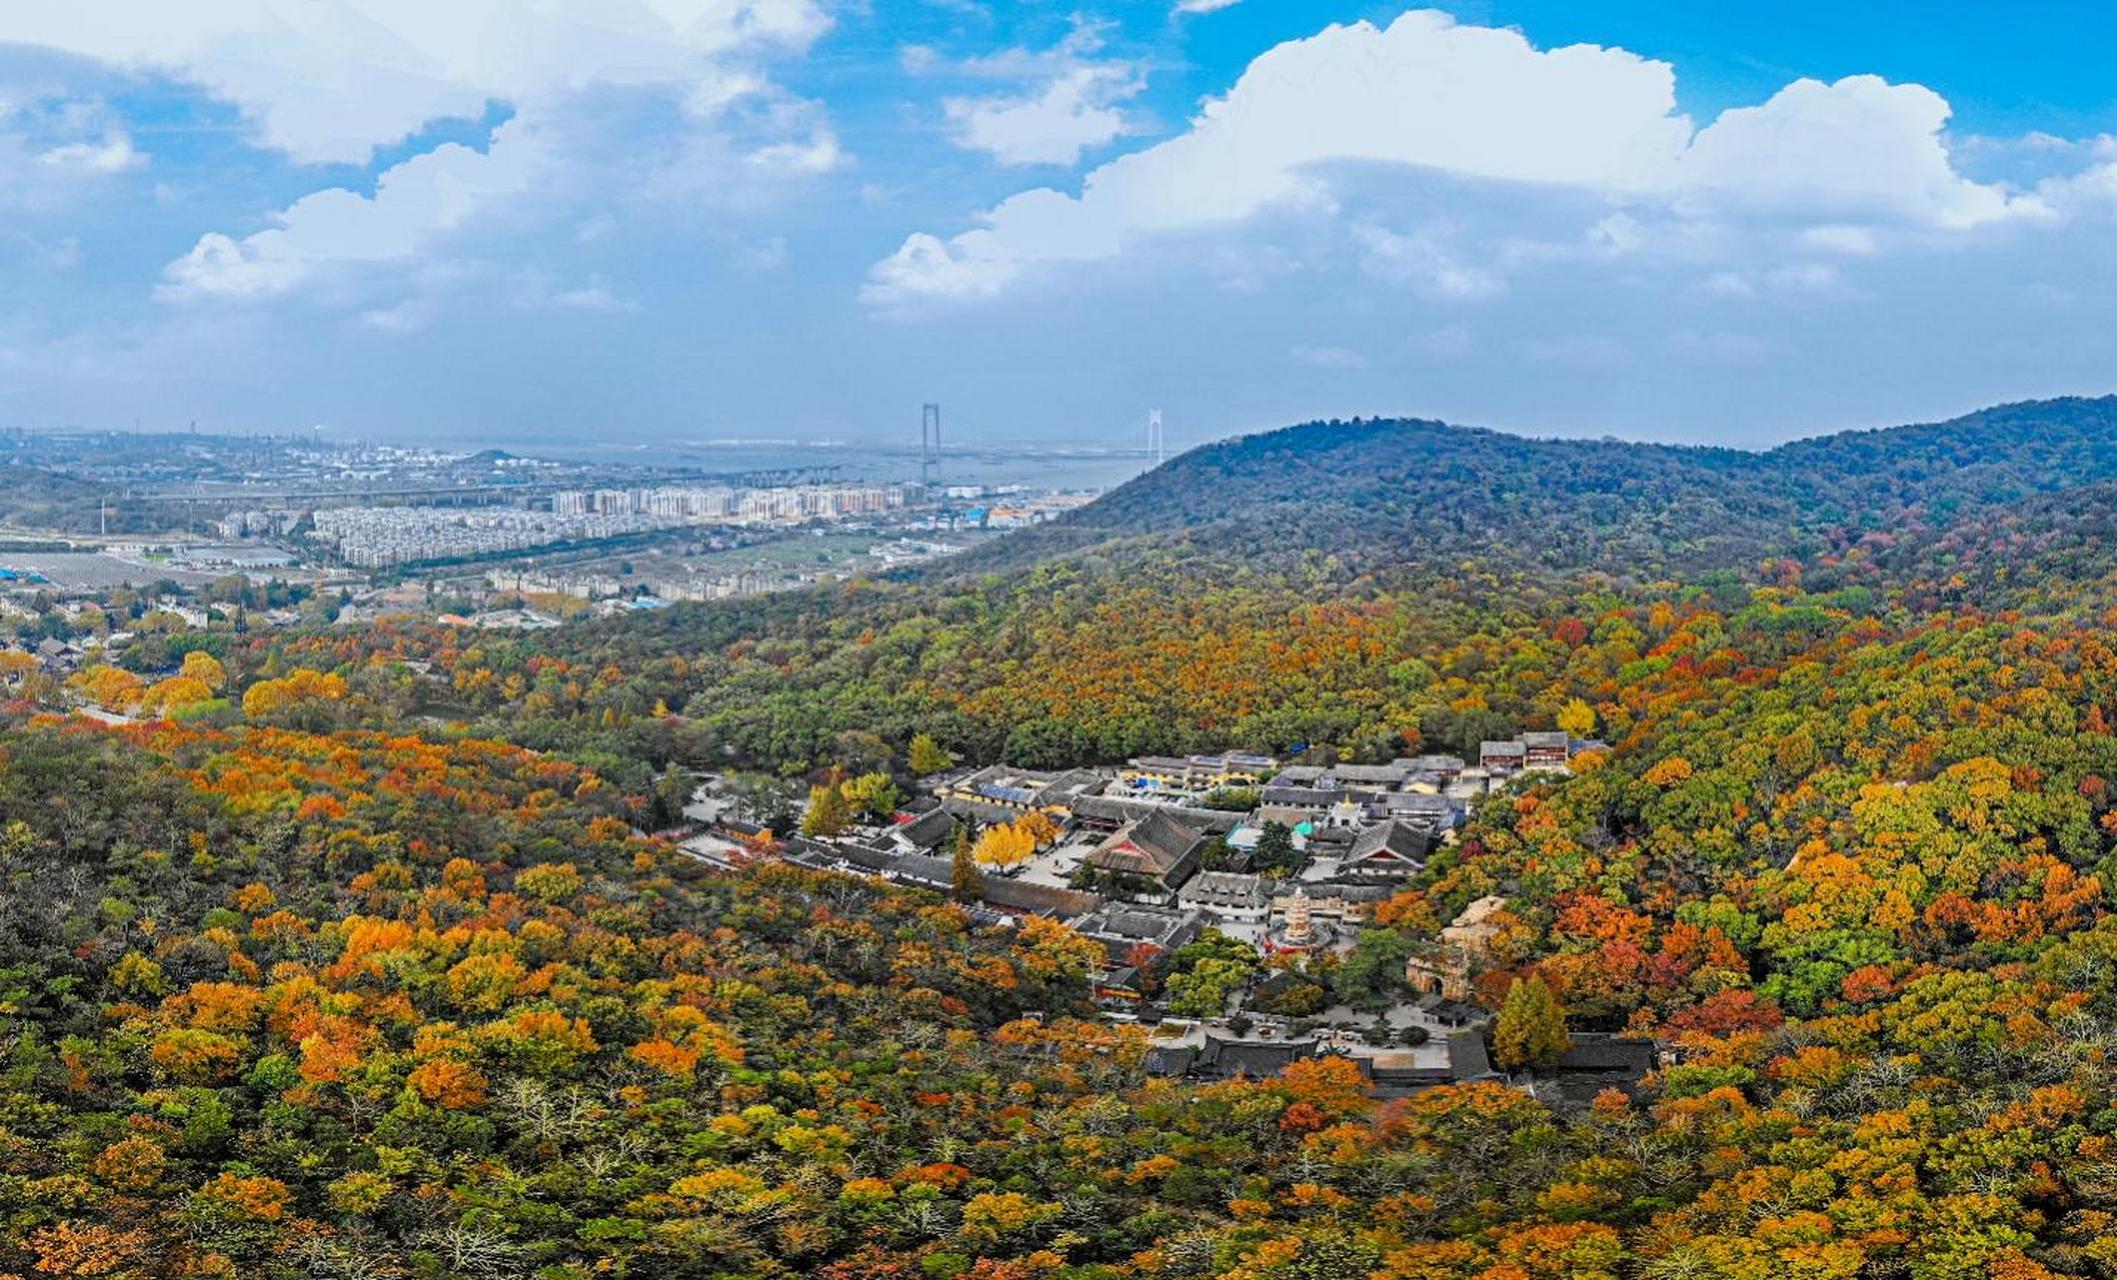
[[1199, 785, 1261, 812], [1167, 957, 1254, 1017], [1775, 726, 1819, 777], [1493, 976, 1570, 1072], [951, 830, 984, 904], [1332, 929, 1413, 1011], [1171, 928, 1257, 971], [1252, 820, 1300, 873], [833, 729, 894, 777], [842, 771, 904, 820], [651, 763, 692, 829], [723, 772, 791, 827], [1164, 930, 1261, 1017], [909, 732, 952, 776]]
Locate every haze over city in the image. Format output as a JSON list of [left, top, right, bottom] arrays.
[[1, 1, 2115, 450]]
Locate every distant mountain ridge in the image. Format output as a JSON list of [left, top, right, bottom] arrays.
[[956, 395, 2117, 581], [516, 393, 2117, 770]]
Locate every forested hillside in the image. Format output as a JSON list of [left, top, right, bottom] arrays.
[[963, 395, 2117, 578], [19, 396, 2117, 1277], [265, 397, 2117, 771], [0, 466, 132, 536]]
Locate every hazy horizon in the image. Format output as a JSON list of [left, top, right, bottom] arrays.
[[18, 389, 2116, 467]]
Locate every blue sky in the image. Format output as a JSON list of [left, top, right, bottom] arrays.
[[2, 2, 2116, 453]]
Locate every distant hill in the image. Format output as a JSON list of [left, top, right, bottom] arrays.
[[0, 464, 244, 538], [443, 394, 2117, 771], [0, 465, 133, 536], [957, 395, 2117, 581]]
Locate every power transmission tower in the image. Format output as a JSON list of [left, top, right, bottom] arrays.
[[1147, 409, 1164, 468], [921, 403, 942, 490]]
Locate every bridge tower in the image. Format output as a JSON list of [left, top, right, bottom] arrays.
[[921, 402, 943, 491], [1147, 409, 1164, 468]]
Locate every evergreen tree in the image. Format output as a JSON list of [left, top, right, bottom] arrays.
[[951, 826, 984, 903], [651, 763, 691, 829], [1332, 928, 1412, 1011], [1493, 976, 1570, 1072], [1253, 820, 1300, 873]]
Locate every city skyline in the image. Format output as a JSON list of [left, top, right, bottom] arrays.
[[2, 3, 2116, 449]]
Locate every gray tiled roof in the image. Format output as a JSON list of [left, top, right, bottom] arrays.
[[1260, 786, 1337, 807], [1329, 763, 1413, 785], [1071, 795, 1241, 831], [1556, 1035, 1656, 1076], [980, 878, 1102, 918], [1196, 1034, 1319, 1078], [1345, 820, 1433, 867], [898, 807, 957, 849], [1091, 810, 1208, 878], [1448, 1032, 1498, 1081]]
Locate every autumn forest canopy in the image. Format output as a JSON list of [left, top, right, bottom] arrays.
[[18, 396, 2117, 1277]]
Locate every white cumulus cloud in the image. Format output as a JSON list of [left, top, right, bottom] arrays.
[[0, 0, 830, 165], [0, 95, 146, 219], [0, 0, 835, 304], [928, 21, 1144, 167], [37, 132, 141, 174], [159, 119, 544, 300], [946, 65, 1140, 166], [867, 9, 2035, 304], [1676, 75, 2034, 228]]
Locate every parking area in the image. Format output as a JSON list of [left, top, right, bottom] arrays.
[[0, 553, 222, 591]]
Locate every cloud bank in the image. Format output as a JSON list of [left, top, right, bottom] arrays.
[[1, 1, 830, 164], [0, 1, 836, 300], [867, 9, 2041, 303]]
